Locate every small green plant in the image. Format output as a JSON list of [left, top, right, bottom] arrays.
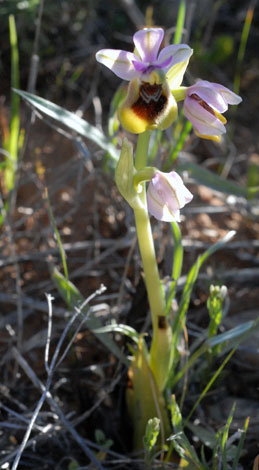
[[13, 1, 259, 468]]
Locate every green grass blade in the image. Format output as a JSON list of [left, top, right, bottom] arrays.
[[169, 231, 235, 380], [5, 15, 20, 191], [234, 2, 255, 95], [221, 404, 236, 470], [45, 188, 70, 307], [177, 230, 236, 328], [14, 89, 119, 163], [184, 346, 238, 426], [163, 120, 192, 170], [166, 222, 183, 313], [174, 0, 186, 44], [232, 416, 249, 470]]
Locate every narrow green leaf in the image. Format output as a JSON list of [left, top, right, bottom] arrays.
[[184, 347, 238, 426], [46, 189, 70, 307], [208, 319, 258, 348], [14, 89, 119, 162], [221, 404, 236, 470], [232, 416, 249, 470], [163, 119, 192, 170], [234, 4, 254, 95], [187, 422, 216, 449], [177, 159, 258, 198], [172, 316, 259, 388], [169, 231, 235, 381], [52, 267, 83, 308], [93, 323, 140, 344], [166, 222, 183, 313], [52, 269, 128, 366]]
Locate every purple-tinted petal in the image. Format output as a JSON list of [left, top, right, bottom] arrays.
[[147, 182, 180, 222], [188, 81, 228, 113], [96, 49, 139, 80], [132, 59, 149, 72], [133, 28, 164, 63], [210, 83, 242, 106], [154, 55, 173, 70], [158, 44, 193, 73], [184, 97, 226, 136], [147, 171, 193, 222], [152, 172, 180, 211], [165, 172, 193, 207]]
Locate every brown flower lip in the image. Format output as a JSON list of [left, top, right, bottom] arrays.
[[132, 82, 168, 123]]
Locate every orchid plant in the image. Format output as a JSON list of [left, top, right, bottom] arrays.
[[96, 26, 242, 452]]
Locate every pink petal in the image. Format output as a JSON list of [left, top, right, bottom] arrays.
[[165, 172, 193, 207], [133, 28, 164, 63], [147, 171, 193, 222], [96, 49, 139, 80], [184, 97, 226, 136], [147, 182, 180, 222], [188, 81, 228, 113], [210, 83, 242, 106], [158, 44, 193, 74]]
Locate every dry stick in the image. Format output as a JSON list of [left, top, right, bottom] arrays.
[[10, 287, 106, 470], [0, 402, 43, 432], [12, 350, 103, 470], [0, 233, 135, 268], [1, 237, 258, 269]]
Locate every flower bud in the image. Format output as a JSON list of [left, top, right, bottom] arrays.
[[147, 171, 193, 222], [183, 80, 242, 142]]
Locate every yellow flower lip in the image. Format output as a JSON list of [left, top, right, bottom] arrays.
[[118, 75, 178, 134]]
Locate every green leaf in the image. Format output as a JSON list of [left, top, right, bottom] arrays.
[[14, 89, 119, 162], [187, 422, 216, 449], [93, 322, 140, 344], [52, 267, 83, 308], [177, 159, 258, 198], [52, 268, 128, 365], [171, 316, 259, 388], [169, 231, 236, 382], [208, 318, 259, 349]]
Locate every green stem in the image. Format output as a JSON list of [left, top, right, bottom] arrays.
[[133, 131, 172, 391], [135, 130, 151, 170], [134, 132, 165, 330]]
